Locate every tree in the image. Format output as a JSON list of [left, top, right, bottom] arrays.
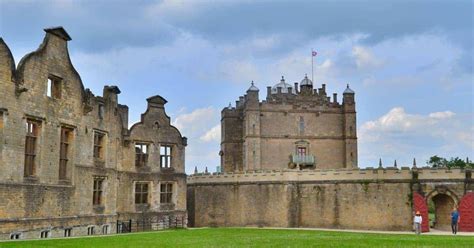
[[427, 155, 447, 168]]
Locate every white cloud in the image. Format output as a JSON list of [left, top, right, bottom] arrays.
[[359, 107, 473, 167], [352, 45, 384, 70], [200, 124, 221, 142], [171, 107, 219, 138]]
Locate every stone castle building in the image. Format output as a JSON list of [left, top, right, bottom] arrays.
[[221, 76, 357, 172], [188, 78, 474, 233], [0, 27, 187, 240]]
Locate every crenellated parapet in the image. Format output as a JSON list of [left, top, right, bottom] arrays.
[[188, 167, 470, 184]]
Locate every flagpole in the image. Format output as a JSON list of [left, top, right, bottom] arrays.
[[311, 49, 314, 83]]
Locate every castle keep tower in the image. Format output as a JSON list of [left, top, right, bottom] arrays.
[[220, 76, 357, 172]]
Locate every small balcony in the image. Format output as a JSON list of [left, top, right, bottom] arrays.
[[291, 155, 315, 165]]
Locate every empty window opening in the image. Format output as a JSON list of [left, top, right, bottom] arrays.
[[93, 132, 105, 160], [102, 225, 109, 235], [135, 182, 149, 204], [47, 77, 61, 99], [93, 178, 104, 206], [10, 233, 21, 240], [24, 119, 40, 177], [160, 145, 172, 168], [87, 226, 95, 236], [160, 183, 173, 204], [135, 143, 148, 167], [40, 230, 50, 238], [59, 127, 73, 180], [64, 228, 72, 237]]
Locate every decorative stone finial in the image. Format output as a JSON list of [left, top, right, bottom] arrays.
[[413, 158, 417, 168], [205, 166, 208, 173], [394, 160, 397, 168], [228, 102, 232, 108], [251, 80, 254, 86], [194, 166, 198, 174], [378, 158, 382, 168]]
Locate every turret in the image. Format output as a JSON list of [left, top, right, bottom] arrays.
[[246, 81, 259, 107], [343, 84, 357, 168], [299, 74, 313, 95]]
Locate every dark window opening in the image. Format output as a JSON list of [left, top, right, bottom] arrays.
[[135, 183, 149, 204], [64, 228, 72, 237], [160, 183, 173, 204], [10, 233, 21, 240], [87, 226, 95, 236], [102, 225, 109, 234], [59, 127, 73, 180], [93, 132, 105, 160], [93, 178, 104, 206], [40, 230, 49, 238], [160, 145, 172, 168], [24, 120, 39, 177], [135, 143, 148, 167]]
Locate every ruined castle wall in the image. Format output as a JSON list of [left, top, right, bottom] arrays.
[[0, 29, 188, 240], [187, 168, 470, 231]]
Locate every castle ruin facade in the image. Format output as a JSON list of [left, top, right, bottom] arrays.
[[0, 27, 187, 240]]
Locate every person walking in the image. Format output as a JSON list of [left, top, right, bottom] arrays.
[[451, 208, 460, 234], [414, 211, 422, 235]]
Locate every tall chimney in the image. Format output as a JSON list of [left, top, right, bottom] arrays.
[[333, 93, 338, 103]]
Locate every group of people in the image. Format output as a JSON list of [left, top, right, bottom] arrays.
[[413, 208, 461, 235]]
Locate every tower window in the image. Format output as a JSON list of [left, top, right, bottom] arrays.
[[299, 116, 305, 134], [47, 76, 62, 99]]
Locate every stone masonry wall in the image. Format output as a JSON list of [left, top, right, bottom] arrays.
[[187, 168, 471, 231]]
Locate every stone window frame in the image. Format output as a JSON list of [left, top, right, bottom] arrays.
[[93, 176, 106, 207], [93, 130, 107, 165], [10, 232, 21, 240], [294, 140, 310, 156], [134, 142, 150, 167], [159, 181, 175, 204], [134, 181, 151, 205], [40, 229, 50, 238], [87, 226, 95, 236], [159, 144, 172, 168], [59, 126, 74, 181], [46, 74, 63, 99], [24, 117, 42, 178], [64, 228, 72, 237], [102, 224, 110, 235]]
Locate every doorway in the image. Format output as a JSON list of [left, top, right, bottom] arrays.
[[428, 193, 456, 231]]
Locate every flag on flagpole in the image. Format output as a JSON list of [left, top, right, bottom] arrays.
[[312, 51, 317, 56]]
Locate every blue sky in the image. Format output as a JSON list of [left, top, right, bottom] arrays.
[[1, 0, 472, 173]]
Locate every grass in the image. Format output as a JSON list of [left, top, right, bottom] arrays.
[[1, 228, 473, 248]]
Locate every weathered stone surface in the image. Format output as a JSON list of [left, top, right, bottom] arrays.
[[0, 27, 187, 240]]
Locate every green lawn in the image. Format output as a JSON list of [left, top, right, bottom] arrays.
[[1, 228, 472, 248]]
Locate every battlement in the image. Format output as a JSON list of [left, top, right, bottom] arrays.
[[188, 167, 469, 184]]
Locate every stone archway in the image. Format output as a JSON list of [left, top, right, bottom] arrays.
[[426, 188, 458, 231]]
